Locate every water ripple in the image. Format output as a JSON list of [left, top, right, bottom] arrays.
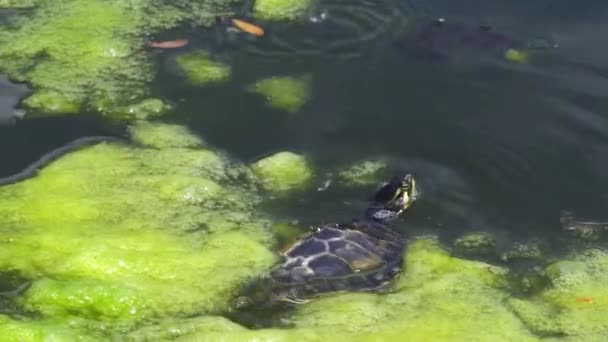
[[231, 0, 413, 59]]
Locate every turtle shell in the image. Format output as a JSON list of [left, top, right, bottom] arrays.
[[270, 220, 406, 302]]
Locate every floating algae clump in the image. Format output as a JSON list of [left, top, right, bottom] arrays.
[[504, 48, 529, 64], [253, 0, 314, 21], [0, 0, 240, 118], [175, 51, 232, 85], [336, 158, 389, 187], [251, 151, 313, 194], [247, 75, 312, 113], [507, 248, 608, 340], [0, 123, 276, 331], [124, 238, 540, 341], [453, 231, 497, 256], [128, 120, 204, 149]]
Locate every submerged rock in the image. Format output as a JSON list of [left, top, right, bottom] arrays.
[[251, 151, 313, 194], [247, 75, 312, 114], [0, 122, 276, 327]]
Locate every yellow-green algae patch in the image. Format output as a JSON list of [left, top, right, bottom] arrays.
[[336, 158, 389, 187], [0, 0, 36, 8], [0, 315, 109, 341], [121, 238, 540, 341], [175, 51, 232, 86], [0, 123, 276, 326], [253, 0, 314, 21], [507, 248, 608, 340], [128, 120, 204, 149], [247, 75, 312, 113], [0, 0, 240, 118], [251, 151, 313, 194]]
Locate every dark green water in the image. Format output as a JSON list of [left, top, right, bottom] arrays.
[[1, 0, 608, 308]]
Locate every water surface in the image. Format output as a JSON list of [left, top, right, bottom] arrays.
[[1, 0, 608, 330]]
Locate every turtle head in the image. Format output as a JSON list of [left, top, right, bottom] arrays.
[[366, 174, 419, 222]]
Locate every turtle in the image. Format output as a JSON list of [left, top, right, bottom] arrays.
[[395, 17, 556, 63], [268, 173, 419, 304]]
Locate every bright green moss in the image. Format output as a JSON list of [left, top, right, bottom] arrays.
[[253, 0, 314, 21], [251, 151, 313, 194], [0, 0, 240, 118], [247, 75, 312, 113], [0, 123, 276, 327], [175, 51, 232, 85]]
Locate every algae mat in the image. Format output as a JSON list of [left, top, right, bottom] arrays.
[[0, 122, 607, 340], [0, 0, 242, 118]]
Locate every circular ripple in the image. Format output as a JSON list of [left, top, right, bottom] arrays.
[[229, 0, 416, 60]]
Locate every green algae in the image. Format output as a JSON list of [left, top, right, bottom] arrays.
[[253, 0, 314, 21], [247, 75, 312, 114], [128, 120, 204, 148], [251, 151, 314, 194], [504, 48, 529, 64], [453, 231, 497, 256], [21, 89, 80, 115], [175, 51, 232, 86], [0, 123, 277, 327], [107, 98, 173, 120], [336, 159, 388, 187], [0, 0, 36, 8], [507, 248, 608, 340], [121, 238, 539, 341], [0, 315, 110, 341], [0, 0, 240, 118]]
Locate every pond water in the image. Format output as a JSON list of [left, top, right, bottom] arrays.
[[1, 0, 608, 337]]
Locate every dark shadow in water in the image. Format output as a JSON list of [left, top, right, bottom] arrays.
[[148, 0, 608, 248], [0, 114, 127, 178]]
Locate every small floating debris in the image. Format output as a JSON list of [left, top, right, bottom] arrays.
[[149, 39, 190, 49], [231, 18, 265, 37], [576, 296, 594, 304]]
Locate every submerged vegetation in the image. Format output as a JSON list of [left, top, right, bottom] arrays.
[[247, 75, 312, 114], [0, 0, 243, 119], [175, 51, 232, 86]]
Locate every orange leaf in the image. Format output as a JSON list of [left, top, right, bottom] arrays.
[[149, 39, 190, 49], [231, 18, 265, 37]]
